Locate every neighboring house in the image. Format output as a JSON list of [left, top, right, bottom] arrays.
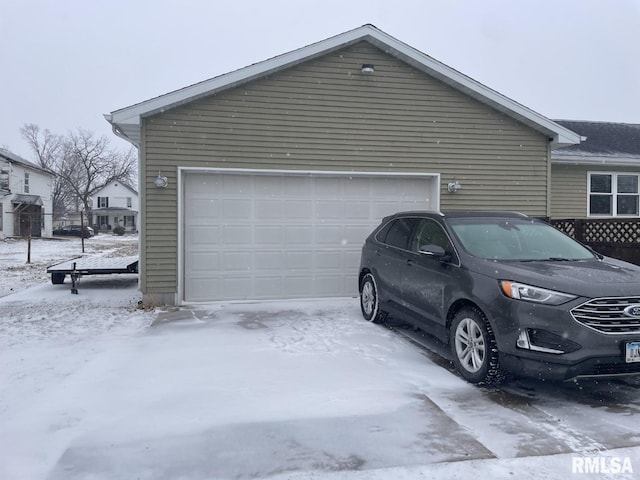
[[551, 121, 640, 219], [90, 180, 139, 232], [106, 24, 581, 306], [0, 148, 54, 238], [54, 212, 82, 228]]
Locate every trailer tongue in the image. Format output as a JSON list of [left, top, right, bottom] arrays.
[[47, 256, 138, 294]]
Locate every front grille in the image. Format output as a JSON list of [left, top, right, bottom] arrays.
[[571, 297, 640, 334], [584, 362, 640, 376]]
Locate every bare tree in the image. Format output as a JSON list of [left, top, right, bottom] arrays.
[[20, 124, 70, 217], [21, 124, 137, 221], [59, 129, 137, 214]]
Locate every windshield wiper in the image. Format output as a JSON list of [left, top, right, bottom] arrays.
[[519, 257, 574, 262]]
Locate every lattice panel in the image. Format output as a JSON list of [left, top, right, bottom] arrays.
[[583, 221, 640, 244], [550, 220, 576, 238]]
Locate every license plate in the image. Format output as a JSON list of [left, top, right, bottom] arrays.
[[625, 342, 640, 363]]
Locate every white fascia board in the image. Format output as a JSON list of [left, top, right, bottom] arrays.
[[106, 24, 581, 148], [552, 154, 640, 167]]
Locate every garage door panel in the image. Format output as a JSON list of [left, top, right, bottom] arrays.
[[285, 226, 313, 244], [220, 251, 253, 271], [316, 200, 347, 219], [373, 201, 422, 218], [286, 202, 313, 219], [254, 176, 284, 195], [343, 177, 372, 197], [256, 200, 285, 218], [184, 172, 436, 301], [345, 250, 363, 270], [188, 226, 220, 245], [221, 225, 253, 245], [222, 199, 252, 219], [187, 278, 220, 302], [284, 176, 313, 194], [189, 176, 222, 194], [345, 202, 373, 218], [346, 225, 373, 242], [254, 252, 285, 271], [188, 252, 220, 271], [315, 251, 343, 268], [254, 225, 285, 245], [284, 276, 315, 296], [219, 277, 252, 298], [284, 252, 314, 270], [188, 198, 221, 217], [254, 276, 286, 297], [315, 276, 345, 296], [221, 175, 251, 195], [315, 225, 343, 244]]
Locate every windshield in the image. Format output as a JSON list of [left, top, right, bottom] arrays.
[[448, 218, 596, 261]]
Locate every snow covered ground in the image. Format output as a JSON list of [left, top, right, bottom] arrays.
[[1, 234, 639, 479]]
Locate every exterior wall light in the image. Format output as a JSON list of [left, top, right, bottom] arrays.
[[447, 180, 462, 193], [153, 172, 168, 188], [361, 64, 375, 74]]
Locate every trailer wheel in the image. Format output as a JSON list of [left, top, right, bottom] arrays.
[[51, 272, 66, 284]]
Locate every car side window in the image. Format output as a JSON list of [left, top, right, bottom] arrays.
[[410, 219, 453, 253], [380, 218, 415, 250]]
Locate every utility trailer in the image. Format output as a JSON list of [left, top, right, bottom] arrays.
[[47, 255, 138, 294]]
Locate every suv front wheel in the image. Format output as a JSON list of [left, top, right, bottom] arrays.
[[450, 307, 503, 384]]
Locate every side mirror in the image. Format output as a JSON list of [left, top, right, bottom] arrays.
[[419, 244, 453, 262]]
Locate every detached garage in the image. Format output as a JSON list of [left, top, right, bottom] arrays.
[[183, 170, 438, 301], [106, 24, 580, 306]]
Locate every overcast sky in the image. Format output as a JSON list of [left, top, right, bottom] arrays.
[[2, 0, 639, 159]]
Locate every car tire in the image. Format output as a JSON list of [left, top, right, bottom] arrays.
[[360, 273, 387, 324], [449, 307, 504, 384], [51, 272, 65, 285]]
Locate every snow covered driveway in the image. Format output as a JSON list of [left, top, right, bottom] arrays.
[[1, 235, 640, 479]]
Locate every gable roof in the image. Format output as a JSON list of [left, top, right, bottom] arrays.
[[94, 180, 138, 196], [0, 148, 55, 176], [105, 24, 580, 149], [552, 120, 640, 166]]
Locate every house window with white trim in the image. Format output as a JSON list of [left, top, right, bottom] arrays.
[[589, 172, 640, 217], [127, 197, 132, 208], [24, 172, 29, 193], [98, 197, 109, 208]]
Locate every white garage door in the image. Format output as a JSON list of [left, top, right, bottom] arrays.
[[183, 171, 437, 302]]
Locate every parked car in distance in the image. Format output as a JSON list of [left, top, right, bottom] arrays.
[[52, 225, 94, 238], [359, 211, 640, 384]]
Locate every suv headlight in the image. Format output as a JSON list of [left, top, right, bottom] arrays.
[[500, 281, 576, 305]]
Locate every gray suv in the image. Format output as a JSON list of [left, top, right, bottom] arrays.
[[358, 211, 640, 384]]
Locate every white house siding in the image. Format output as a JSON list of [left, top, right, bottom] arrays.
[[1, 162, 53, 237], [90, 181, 139, 231]]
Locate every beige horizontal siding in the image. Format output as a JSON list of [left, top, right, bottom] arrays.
[[140, 41, 549, 299], [551, 164, 640, 219], [550, 165, 587, 219]]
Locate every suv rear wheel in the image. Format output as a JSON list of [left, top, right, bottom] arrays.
[[450, 307, 503, 384], [359, 273, 387, 324]]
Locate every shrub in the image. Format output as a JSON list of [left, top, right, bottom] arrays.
[[113, 225, 126, 236]]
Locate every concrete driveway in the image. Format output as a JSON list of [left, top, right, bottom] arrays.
[[12, 298, 640, 479]]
